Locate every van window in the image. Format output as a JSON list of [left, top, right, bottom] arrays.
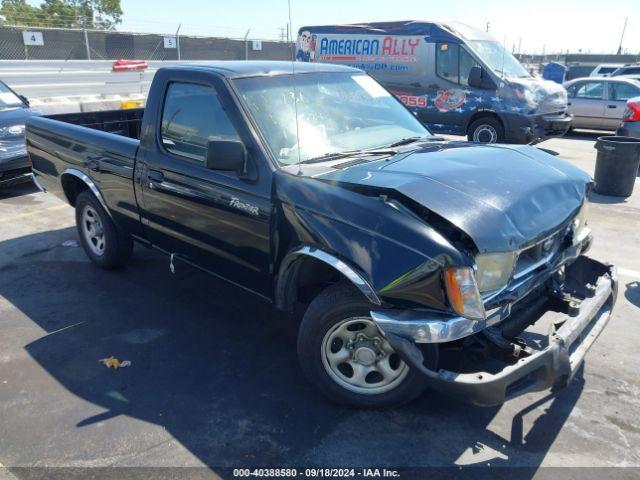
[[160, 82, 240, 162], [436, 43, 480, 86]]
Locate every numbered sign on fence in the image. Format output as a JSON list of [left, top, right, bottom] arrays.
[[252, 40, 262, 51], [163, 37, 177, 49], [22, 31, 44, 46]]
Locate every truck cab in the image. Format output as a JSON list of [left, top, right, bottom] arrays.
[[296, 21, 572, 144]]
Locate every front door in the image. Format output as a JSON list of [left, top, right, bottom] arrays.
[[422, 42, 482, 135], [138, 79, 273, 297]]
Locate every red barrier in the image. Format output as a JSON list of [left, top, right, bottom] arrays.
[[112, 59, 148, 72]]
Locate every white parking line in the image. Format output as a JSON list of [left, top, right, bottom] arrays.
[[618, 268, 640, 280]]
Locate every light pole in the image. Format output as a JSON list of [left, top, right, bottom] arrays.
[[176, 24, 182, 61]]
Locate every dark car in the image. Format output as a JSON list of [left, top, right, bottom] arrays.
[[0, 79, 38, 187], [27, 62, 616, 408], [616, 96, 640, 138]]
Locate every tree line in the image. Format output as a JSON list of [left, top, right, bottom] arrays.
[[0, 0, 122, 29]]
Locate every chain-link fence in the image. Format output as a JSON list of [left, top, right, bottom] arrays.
[[0, 25, 293, 61]]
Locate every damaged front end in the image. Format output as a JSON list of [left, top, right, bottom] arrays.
[[372, 256, 617, 407]]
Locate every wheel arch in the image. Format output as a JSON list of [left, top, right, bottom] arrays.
[[464, 109, 504, 134], [60, 168, 112, 219], [275, 246, 382, 313]]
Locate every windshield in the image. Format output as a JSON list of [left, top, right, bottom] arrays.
[[0, 82, 24, 109], [468, 40, 530, 79], [233, 72, 431, 165]]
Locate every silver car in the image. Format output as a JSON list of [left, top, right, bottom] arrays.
[[564, 77, 640, 130]]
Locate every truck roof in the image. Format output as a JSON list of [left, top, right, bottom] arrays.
[[161, 61, 360, 78], [298, 20, 494, 43]]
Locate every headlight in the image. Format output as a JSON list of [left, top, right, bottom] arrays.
[[475, 251, 516, 293], [515, 87, 537, 107], [444, 267, 485, 320], [572, 201, 590, 244], [0, 124, 25, 139]]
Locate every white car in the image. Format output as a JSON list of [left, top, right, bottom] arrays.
[[589, 64, 624, 77], [564, 77, 640, 130]]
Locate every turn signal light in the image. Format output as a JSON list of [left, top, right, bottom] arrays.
[[444, 267, 485, 320]]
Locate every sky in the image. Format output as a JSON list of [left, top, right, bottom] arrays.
[[27, 0, 640, 54]]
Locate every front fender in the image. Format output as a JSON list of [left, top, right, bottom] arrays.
[[276, 245, 381, 308], [274, 171, 468, 310]]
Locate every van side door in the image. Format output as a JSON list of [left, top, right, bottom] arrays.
[[136, 70, 274, 297]]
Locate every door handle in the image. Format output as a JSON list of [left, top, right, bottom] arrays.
[[147, 169, 164, 182], [567, 102, 572, 106], [607, 105, 617, 109]]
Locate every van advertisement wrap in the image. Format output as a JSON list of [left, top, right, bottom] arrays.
[[296, 32, 419, 69], [296, 23, 571, 141]]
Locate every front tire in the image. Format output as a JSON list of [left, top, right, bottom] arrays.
[[468, 116, 505, 143], [75, 190, 133, 270], [297, 283, 430, 407]]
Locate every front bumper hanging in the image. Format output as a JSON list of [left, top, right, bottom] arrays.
[[373, 257, 617, 407]]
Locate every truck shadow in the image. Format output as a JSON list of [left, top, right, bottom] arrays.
[[0, 227, 584, 474]]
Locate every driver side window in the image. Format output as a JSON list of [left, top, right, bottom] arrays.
[[436, 43, 480, 86], [160, 82, 240, 162]]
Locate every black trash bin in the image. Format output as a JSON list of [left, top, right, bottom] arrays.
[[593, 136, 640, 197]]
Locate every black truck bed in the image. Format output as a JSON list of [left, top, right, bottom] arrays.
[[47, 108, 144, 140]]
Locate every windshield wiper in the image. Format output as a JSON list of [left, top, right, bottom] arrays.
[[302, 148, 396, 165], [302, 150, 364, 164], [385, 136, 433, 148]]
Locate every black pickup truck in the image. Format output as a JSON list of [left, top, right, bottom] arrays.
[[27, 62, 617, 408]]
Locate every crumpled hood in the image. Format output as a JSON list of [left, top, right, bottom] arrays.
[[313, 143, 591, 252], [509, 77, 568, 115]]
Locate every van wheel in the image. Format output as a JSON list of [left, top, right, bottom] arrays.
[[75, 191, 133, 269], [468, 117, 505, 143], [297, 282, 432, 407]]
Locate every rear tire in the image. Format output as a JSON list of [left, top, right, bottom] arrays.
[[297, 282, 432, 408], [468, 116, 505, 143], [75, 190, 133, 270]]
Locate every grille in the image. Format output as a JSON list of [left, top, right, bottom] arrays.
[[513, 230, 565, 280]]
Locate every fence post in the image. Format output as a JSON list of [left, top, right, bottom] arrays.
[[83, 27, 91, 60]]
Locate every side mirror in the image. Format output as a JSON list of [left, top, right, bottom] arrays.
[[468, 66, 497, 90], [19, 95, 30, 107], [205, 140, 246, 173]]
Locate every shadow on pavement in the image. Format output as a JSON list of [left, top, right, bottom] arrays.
[[0, 180, 38, 200], [0, 227, 584, 474], [563, 130, 610, 142], [589, 192, 629, 205]]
